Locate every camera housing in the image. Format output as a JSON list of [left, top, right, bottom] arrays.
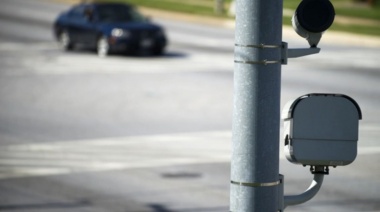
[[282, 94, 362, 167], [292, 0, 335, 47]]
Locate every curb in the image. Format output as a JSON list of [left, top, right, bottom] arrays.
[[139, 7, 235, 28], [52, 0, 380, 48], [140, 7, 380, 48], [283, 27, 380, 48]]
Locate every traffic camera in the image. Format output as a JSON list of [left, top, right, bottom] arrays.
[[292, 0, 335, 47], [282, 94, 362, 167]]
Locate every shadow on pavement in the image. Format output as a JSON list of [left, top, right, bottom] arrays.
[[148, 204, 228, 212], [0, 199, 91, 210]]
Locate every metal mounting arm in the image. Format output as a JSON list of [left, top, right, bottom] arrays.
[[284, 173, 324, 208], [283, 166, 326, 209], [282, 42, 321, 64]]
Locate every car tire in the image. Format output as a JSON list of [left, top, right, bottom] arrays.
[[153, 47, 164, 56], [58, 30, 74, 51], [97, 36, 110, 57]]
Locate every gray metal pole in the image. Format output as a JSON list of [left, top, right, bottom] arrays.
[[230, 0, 283, 211]]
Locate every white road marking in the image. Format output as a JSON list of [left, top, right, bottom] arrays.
[[0, 131, 232, 179], [1, 130, 379, 179], [0, 42, 233, 76], [0, 42, 55, 51]]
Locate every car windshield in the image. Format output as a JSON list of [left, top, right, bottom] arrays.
[[96, 4, 146, 23]]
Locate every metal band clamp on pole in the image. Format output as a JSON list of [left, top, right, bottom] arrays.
[[234, 43, 282, 65], [231, 180, 280, 187], [234, 60, 281, 65], [235, 43, 282, 49]]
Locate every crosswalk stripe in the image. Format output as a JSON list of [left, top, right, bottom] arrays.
[[1, 130, 379, 179], [0, 131, 231, 179], [0, 41, 233, 76]]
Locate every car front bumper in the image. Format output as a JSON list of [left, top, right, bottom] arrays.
[[108, 36, 167, 53]]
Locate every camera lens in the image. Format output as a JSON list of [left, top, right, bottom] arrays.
[[296, 0, 335, 33]]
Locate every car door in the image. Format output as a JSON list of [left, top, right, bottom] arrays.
[[81, 5, 99, 46], [66, 5, 84, 43]]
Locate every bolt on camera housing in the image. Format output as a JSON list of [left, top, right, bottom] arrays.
[[292, 0, 335, 47]]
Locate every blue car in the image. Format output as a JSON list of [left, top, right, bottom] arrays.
[[53, 2, 167, 57]]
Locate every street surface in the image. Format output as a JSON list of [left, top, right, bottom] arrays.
[[0, 0, 380, 211]]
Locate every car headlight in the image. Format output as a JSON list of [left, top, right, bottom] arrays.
[[111, 28, 131, 38]]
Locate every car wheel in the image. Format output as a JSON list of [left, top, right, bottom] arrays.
[[97, 36, 110, 57], [58, 30, 73, 51]]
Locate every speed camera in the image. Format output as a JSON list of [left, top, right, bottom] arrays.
[[282, 94, 362, 167]]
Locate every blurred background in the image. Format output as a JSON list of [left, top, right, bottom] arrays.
[[0, 0, 379, 211]]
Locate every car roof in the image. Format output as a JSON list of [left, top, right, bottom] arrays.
[[81, 1, 133, 8]]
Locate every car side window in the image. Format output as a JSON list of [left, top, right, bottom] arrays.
[[68, 5, 86, 20]]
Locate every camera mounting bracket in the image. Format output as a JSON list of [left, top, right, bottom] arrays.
[[281, 42, 320, 65]]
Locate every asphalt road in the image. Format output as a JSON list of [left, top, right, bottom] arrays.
[[0, 0, 380, 211]]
